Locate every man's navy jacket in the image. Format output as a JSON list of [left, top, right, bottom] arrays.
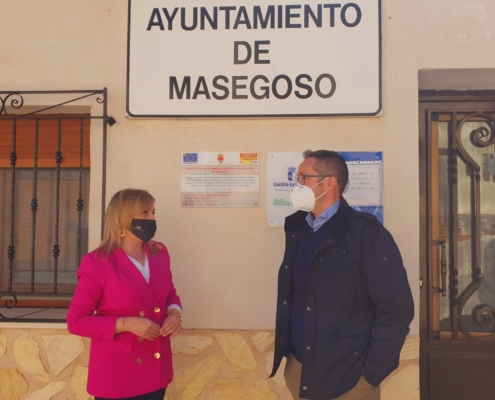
[[270, 198, 414, 399]]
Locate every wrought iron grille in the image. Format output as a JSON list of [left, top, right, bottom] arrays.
[[427, 108, 495, 342], [0, 90, 115, 322], [453, 112, 495, 341]]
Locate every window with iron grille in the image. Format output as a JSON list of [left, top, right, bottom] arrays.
[[0, 90, 114, 322]]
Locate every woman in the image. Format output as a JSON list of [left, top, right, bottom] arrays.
[[67, 189, 182, 400]]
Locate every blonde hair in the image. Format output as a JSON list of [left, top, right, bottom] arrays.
[[95, 189, 161, 257]]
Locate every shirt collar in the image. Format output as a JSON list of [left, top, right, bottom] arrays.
[[306, 199, 341, 232]]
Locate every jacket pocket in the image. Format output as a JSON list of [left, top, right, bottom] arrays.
[[100, 340, 133, 353], [317, 334, 369, 373]]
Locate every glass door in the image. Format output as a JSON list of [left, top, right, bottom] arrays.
[[430, 111, 495, 341], [421, 102, 495, 400]]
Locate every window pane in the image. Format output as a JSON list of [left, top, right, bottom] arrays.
[[0, 168, 89, 291]]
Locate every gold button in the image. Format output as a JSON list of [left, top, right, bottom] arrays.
[[154, 307, 161, 313], [303, 386, 308, 390], [307, 307, 311, 311], [283, 301, 287, 305], [154, 352, 161, 359], [307, 346, 311, 351], [136, 358, 142, 364], [139, 311, 145, 317], [138, 337, 144, 342], [284, 265, 289, 269]]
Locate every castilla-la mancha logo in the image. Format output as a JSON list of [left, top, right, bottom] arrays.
[[273, 166, 297, 188], [288, 166, 296, 181]]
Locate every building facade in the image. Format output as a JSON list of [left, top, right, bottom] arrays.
[[1, 1, 495, 399]]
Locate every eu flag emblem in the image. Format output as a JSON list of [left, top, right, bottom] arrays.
[[183, 153, 198, 163]]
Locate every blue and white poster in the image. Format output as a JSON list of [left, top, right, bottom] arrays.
[[267, 152, 383, 227]]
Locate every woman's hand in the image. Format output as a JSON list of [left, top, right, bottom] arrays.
[[117, 317, 161, 341], [160, 311, 181, 337]]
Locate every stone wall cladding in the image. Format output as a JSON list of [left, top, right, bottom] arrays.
[[0, 329, 419, 400]]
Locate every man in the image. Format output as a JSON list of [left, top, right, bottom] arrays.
[[270, 150, 414, 400]]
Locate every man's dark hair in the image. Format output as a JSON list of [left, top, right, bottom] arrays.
[[303, 149, 349, 194]]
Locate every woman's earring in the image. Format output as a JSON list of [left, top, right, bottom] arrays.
[[120, 229, 126, 237]]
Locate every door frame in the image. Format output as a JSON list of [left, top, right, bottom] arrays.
[[419, 91, 495, 400]]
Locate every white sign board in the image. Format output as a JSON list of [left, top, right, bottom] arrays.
[[267, 152, 383, 227], [181, 152, 260, 207], [127, 0, 382, 117]]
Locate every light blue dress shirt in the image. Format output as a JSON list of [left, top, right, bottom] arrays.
[[305, 199, 341, 232]]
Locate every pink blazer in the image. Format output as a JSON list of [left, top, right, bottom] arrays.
[[67, 242, 181, 398]]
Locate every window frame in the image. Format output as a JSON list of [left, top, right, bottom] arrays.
[[0, 90, 114, 323]]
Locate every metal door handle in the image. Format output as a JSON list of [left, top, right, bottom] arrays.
[[432, 239, 447, 297]]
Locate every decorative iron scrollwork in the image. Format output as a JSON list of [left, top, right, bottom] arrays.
[[457, 288, 495, 341], [0, 293, 18, 320], [52, 244, 60, 258], [76, 198, 84, 212], [10, 152, 17, 166], [455, 111, 495, 341], [55, 151, 63, 164], [457, 113, 495, 164], [0, 93, 24, 115], [473, 304, 495, 327], [470, 125, 495, 148], [7, 245, 15, 262], [31, 198, 38, 212]]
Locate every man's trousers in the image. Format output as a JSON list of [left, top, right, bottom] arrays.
[[284, 353, 381, 400]]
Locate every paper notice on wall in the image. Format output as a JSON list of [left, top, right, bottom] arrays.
[[181, 152, 260, 207], [345, 163, 381, 206]]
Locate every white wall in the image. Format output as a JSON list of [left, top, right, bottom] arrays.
[[2, 0, 495, 333]]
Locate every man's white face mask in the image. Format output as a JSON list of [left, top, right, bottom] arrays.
[[290, 178, 328, 212]]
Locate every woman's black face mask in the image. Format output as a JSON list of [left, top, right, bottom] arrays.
[[130, 219, 157, 242]]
